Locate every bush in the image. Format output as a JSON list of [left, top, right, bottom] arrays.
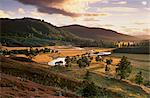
[[78, 81, 100, 97]]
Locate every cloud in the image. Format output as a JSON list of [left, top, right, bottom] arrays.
[[83, 17, 100, 21], [113, 1, 127, 5], [7, 11, 15, 16], [16, 0, 78, 17], [18, 8, 25, 14], [16, 0, 101, 17], [141, 1, 148, 5], [143, 28, 150, 32], [99, 7, 138, 12], [83, 13, 109, 16], [30, 9, 47, 17], [0, 10, 10, 18], [101, 0, 109, 4], [38, 6, 80, 17], [99, 24, 114, 27], [134, 22, 148, 25]]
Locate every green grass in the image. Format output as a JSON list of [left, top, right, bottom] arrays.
[[111, 53, 150, 82], [49, 63, 149, 98], [111, 53, 150, 62], [88, 72, 149, 98]]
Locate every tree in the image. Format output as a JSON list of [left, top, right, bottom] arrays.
[[105, 59, 113, 72], [77, 59, 86, 68], [106, 59, 112, 65], [77, 56, 91, 68], [65, 56, 71, 67], [43, 48, 51, 53], [25, 48, 38, 59], [82, 56, 90, 66], [105, 64, 110, 72], [71, 56, 77, 63], [29, 46, 33, 52], [95, 55, 102, 62], [89, 56, 93, 61], [116, 56, 132, 79], [25, 51, 37, 59], [135, 71, 144, 85]]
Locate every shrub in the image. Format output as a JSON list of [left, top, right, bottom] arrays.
[[78, 81, 99, 97]]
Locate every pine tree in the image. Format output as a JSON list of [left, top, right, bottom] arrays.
[[135, 71, 144, 85], [116, 56, 132, 79]]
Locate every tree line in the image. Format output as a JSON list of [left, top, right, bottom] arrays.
[[0, 47, 58, 59]]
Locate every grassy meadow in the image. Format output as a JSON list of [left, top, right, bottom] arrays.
[[110, 53, 150, 82]]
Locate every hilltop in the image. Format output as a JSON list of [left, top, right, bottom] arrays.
[[0, 18, 81, 46]]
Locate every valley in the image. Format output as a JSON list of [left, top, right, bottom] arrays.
[[1, 46, 150, 98], [0, 18, 149, 98]]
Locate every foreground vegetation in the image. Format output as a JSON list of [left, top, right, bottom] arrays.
[[1, 56, 128, 98], [1, 45, 150, 97], [1, 52, 150, 98]]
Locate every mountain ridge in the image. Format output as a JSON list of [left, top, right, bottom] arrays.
[[60, 24, 137, 41], [0, 18, 138, 47]]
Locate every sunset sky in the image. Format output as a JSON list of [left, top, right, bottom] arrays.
[[0, 0, 150, 35]]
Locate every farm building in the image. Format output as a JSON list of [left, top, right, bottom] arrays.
[[48, 57, 66, 66], [96, 52, 111, 56], [85, 52, 111, 56]]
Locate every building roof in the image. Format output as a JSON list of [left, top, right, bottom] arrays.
[[85, 52, 111, 56], [48, 57, 66, 66]]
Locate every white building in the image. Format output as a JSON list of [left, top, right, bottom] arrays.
[[96, 52, 111, 56], [48, 57, 66, 66], [86, 52, 111, 56]]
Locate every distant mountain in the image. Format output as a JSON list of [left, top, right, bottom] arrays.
[[60, 25, 137, 41], [0, 18, 137, 47]]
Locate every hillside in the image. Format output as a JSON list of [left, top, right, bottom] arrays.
[[61, 25, 137, 41], [0, 74, 67, 98], [0, 18, 82, 46], [1, 56, 149, 98], [0, 56, 81, 97], [0, 56, 123, 98], [0, 18, 138, 47]]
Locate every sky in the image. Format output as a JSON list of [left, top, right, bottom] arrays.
[[0, 0, 150, 36]]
